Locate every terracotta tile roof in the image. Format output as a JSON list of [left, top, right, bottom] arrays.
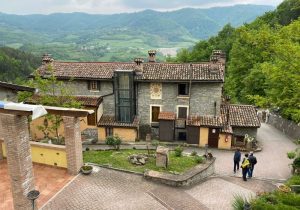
[[0, 81, 36, 92], [221, 104, 260, 128], [158, 112, 176, 120], [97, 115, 139, 128], [36, 61, 224, 82], [25, 95, 102, 107], [187, 115, 223, 127], [221, 125, 233, 134], [74, 96, 102, 107], [37, 62, 136, 80], [187, 104, 260, 132]]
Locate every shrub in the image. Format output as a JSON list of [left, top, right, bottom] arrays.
[[105, 135, 122, 150], [195, 155, 205, 163], [232, 195, 249, 210], [287, 151, 297, 159], [286, 175, 300, 186], [151, 140, 159, 148], [191, 150, 197, 156], [293, 157, 300, 168], [174, 146, 184, 157], [81, 165, 93, 171]]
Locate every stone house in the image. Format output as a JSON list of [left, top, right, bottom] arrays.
[[35, 50, 260, 149], [0, 81, 36, 102]]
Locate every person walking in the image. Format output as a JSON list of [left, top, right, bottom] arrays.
[[241, 153, 250, 181], [248, 151, 257, 178], [233, 148, 241, 173]]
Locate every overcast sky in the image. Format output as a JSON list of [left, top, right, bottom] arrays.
[[0, 0, 283, 15]]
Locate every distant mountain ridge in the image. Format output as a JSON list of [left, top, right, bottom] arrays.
[[0, 4, 274, 61]]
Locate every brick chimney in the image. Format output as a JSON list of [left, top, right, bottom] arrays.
[[42, 53, 54, 65], [134, 58, 144, 75], [148, 50, 156, 62]]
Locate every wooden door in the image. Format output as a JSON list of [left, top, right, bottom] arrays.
[[159, 120, 174, 141], [187, 126, 199, 144], [208, 128, 219, 148]]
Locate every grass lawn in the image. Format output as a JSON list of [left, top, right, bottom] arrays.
[[83, 149, 199, 174]]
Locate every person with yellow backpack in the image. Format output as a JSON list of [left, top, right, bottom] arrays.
[[241, 153, 250, 181]]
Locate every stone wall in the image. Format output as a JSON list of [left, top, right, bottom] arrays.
[[267, 113, 300, 140], [137, 82, 222, 125], [233, 127, 258, 138], [0, 86, 18, 102], [63, 80, 115, 115], [144, 157, 215, 187]]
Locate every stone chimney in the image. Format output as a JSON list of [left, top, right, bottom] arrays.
[[134, 58, 144, 75], [148, 50, 156, 62], [211, 50, 226, 65], [42, 53, 54, 65]]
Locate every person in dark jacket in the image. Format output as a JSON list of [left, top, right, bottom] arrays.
[[233, 148, 241, 173], [247, 151, 257, 178]]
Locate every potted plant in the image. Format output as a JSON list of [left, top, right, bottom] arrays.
[[81, 165, 93, 175]]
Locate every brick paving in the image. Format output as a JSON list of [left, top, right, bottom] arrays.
[[42, 167, 277, 210], [42, 123, 294, 210], [0, 160, 73, 210]]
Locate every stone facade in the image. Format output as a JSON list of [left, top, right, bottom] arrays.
[[63, 116, 83, 175], [137, 82, 222, 125], [232, 127, 258, 139], [0, 114, 35, 210], [0, 86, 18, 102], [63, 80, 115, 115]]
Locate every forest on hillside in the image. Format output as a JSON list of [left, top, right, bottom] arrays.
[[170, 0, 300, 123], [0, 47, 40, 83]]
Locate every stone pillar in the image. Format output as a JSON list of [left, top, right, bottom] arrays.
[[1, 114, 34, 210], [63, 116, 83, 175], [156, 146, 169, 168], [0, 142, 3, 160]]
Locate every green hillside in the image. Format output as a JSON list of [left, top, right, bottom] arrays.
[[171, 0, 300, 123], [0, 5, 273, 61]]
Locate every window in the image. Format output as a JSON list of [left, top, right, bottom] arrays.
[[178, 106, 188, 119], [178, 83, 189, 96], [105, 127, 113, 137], [151, 106, 160, 123], [87, 113, 96, 126], [88, 81, 100, 91], [178, 132, 187, 141], [114, 71, 135, 123]]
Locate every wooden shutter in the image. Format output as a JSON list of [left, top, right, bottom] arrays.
[[178, 107, 187, 118], [97, 81, 101, 91], [87, 113, 96, 125]]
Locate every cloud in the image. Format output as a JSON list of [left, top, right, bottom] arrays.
[[0, 0, 282, 15]]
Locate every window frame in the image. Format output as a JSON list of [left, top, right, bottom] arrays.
[[88, 80, 100, 92], [178, 83, 189, 96], [177, 105, 189, 119], [150, 105, 162, 123]]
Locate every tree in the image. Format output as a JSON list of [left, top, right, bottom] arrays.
[[18, 65, 82, 141]]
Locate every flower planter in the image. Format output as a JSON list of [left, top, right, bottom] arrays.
[[278, 184, 291, 193], [81, 165, 93, 175]]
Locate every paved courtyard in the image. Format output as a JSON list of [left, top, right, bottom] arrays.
[[42, 167, 276, 210], [0, 160, 73, 210], [42, 123, 297, 210]]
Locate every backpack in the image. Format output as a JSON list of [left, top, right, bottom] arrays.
[[241, 158, 250, 169]]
